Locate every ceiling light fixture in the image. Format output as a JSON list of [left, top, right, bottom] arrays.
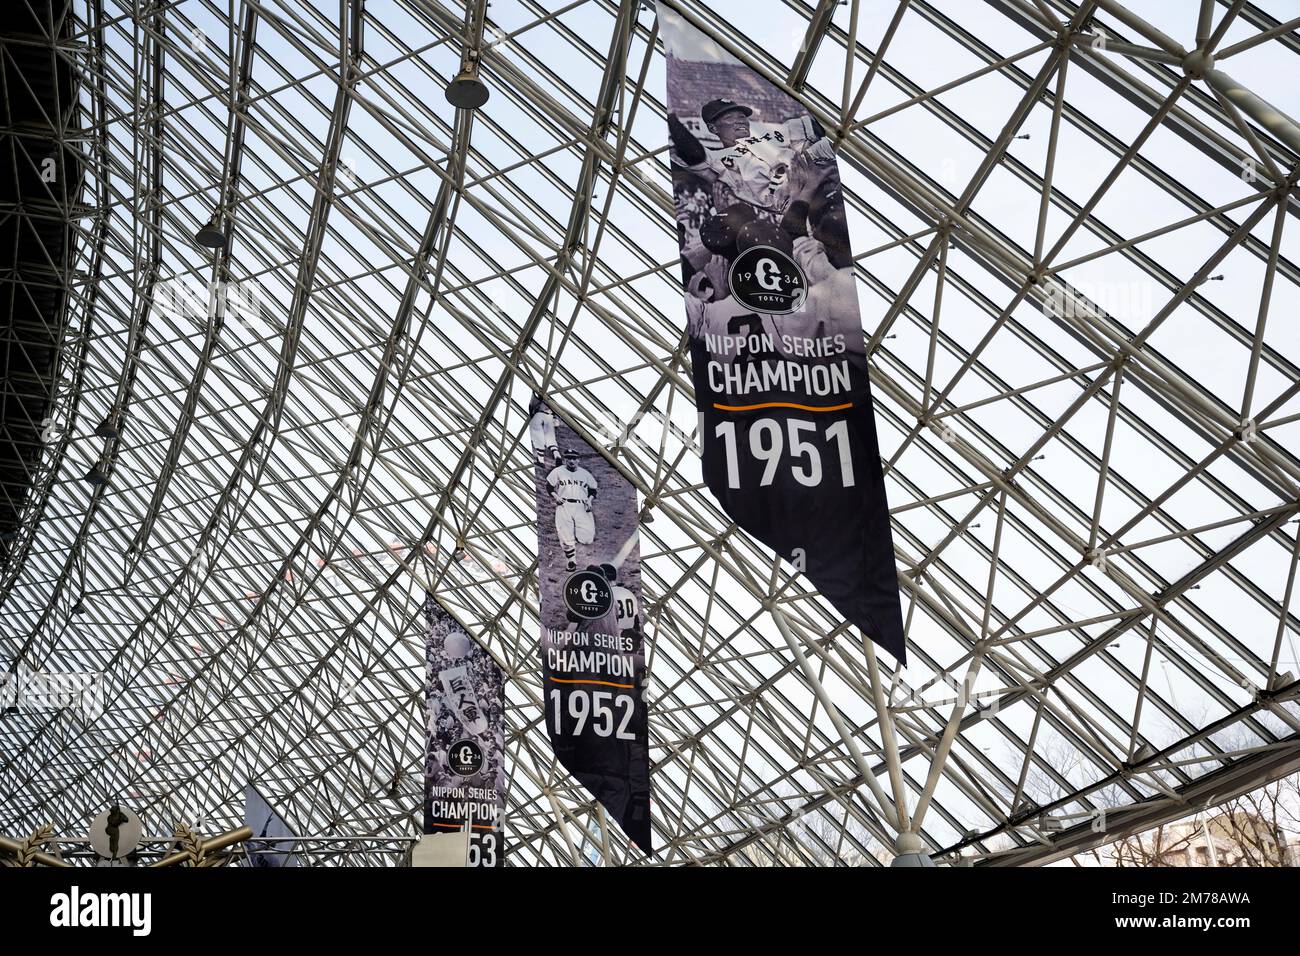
[[445, 67, 490, 109], [94, 410, 122, 440], [84, 464, 109, 488], [195, 211, 227, 249]]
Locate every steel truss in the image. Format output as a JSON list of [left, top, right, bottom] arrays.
[[1, 0, 1298, 866]]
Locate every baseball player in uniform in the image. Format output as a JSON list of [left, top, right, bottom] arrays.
[[669, 98, 837, 217], [529, 403, 561, 467], [600, 562, 641, 639], [547, 450, 597, 571]]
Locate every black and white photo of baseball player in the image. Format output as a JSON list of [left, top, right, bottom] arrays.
[[424, 596, 507, 865], [669, 102, 864, 364], [528, 400, 561, 467], [546, 448, 598, 572], [659, 3, 868, 383], [528, 397, 643, 648], [528, 395, 652, 851], [655, 1, 907, 663], [668, 96, 837, 217], [601, 561, 642, 641]]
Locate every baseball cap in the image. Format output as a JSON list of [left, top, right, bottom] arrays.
[[701, 98, 753, 125]]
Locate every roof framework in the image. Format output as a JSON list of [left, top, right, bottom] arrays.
[[1, 0, 1298, 866]]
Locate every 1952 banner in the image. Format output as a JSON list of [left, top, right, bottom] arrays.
[[657, 2, 905, 661], [424, 595, 507, 867], [528, 396, 652, 852]]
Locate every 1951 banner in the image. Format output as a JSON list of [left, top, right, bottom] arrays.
[[424, 595, 507, 867], [529, 396, 651, 852], [657, 2, 905, 662]]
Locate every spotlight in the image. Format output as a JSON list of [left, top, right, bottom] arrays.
[[445, 69, 490, 109], [94, 410, 122, 440], [71, 599, 86, 615], [84, 464, 109, 488], [195, 212, 227, 249]]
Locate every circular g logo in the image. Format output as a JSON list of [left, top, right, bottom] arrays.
[[449, 739, 484, 776], [729, 245, 807, 314], [755, 257, 783, 290], [563, 569, 612, 619]]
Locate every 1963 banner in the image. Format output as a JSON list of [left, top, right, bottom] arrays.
[[424, 596, 507, 867], [529, 396, 651, 852], [657, 2, 905, 661]]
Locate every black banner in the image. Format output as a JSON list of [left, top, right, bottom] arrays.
[[528, 396, 652, 853], [657, 3, 905, 661], [424, 596, 507, 867], [243, 785, 298, 868]]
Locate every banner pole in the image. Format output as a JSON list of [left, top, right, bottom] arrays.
[[544, 787, 583, 866], [596, 803, 611, 867], [909, 492, 1009, 834], [863, 637, 911, 833], [769, 604, 898, 829]]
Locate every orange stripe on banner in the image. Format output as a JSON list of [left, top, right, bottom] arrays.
[[713, 401, 853, 413], [426, 822, 499, 831], [549, 676, 636, 689]]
